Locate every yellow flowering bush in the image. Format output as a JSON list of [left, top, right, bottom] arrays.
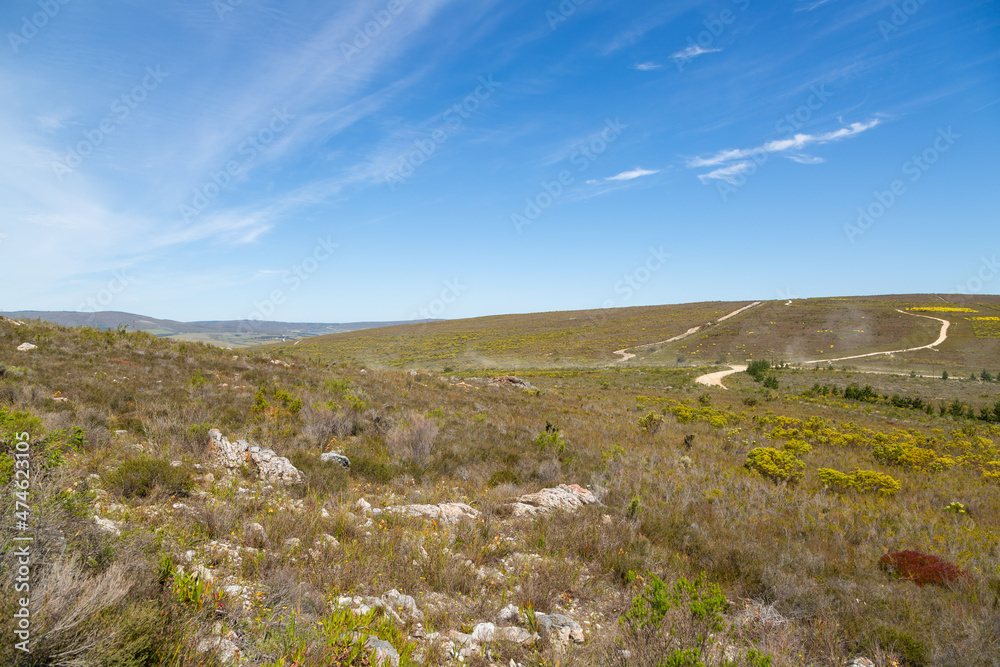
[[818, 468, 901, 496], [745, 447, 805, 484]]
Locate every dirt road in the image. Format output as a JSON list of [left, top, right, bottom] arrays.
[[695, 364, 747, 389], [803, 309, 950, 364], [613, 302, 761, 363]]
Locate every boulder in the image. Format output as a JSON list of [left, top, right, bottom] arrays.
[[535, 612, 584, 653], [208, 429, 302, 484], [510, 484, 597, 517], [386, 502, 480, 524], [16, 342, 36, 351], [320, 451, 351, 468]]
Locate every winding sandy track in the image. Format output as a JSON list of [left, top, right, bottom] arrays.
[[693, 309, 951, 387], [613, 302, 762, 363], [802, 309, 950, 364], [695, 364, 747, 389]]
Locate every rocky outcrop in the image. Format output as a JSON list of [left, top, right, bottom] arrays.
[[16, 342, 36, 351], [510, 484, 597, 517], [208, 429, 302, 484], [386, 502, 480, 524]]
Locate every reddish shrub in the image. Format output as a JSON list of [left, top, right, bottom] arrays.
[[878, 550, 969, 587]]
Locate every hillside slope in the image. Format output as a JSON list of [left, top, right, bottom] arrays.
[[273, 295, 1000, 373]]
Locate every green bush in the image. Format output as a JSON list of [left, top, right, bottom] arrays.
[[622, 572, 773, 666], [0, 407, 44, 441], [746, 359, 771, 382], [744, 447, 804, 484], [488, 468, 520, 487], [639, 411, 663, 434], [107, 458, 193, 499]]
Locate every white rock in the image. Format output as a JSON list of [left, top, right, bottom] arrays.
[[471, 622, 497, 643], [498, 604, 521, 624], [386, 502, 480, 524], [197, 637, 240, 664], [355, 498, 373, 514], [510, 484, 597, 517], [93, 516, 121, 536], [16, 342, 36, 351]]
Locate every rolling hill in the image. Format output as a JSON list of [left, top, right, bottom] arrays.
[[272, 294, 1000, 373], [2, 310, 436, 348]]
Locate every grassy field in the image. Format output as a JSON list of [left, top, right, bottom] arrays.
[[2, 310, 999, 666]]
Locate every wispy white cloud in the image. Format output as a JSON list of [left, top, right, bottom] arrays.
[[606, 167, 659, 181], [670, 45, 722, 63], [697, 161, 755, 185], [688, 119, 882, 172], [633, 62, 661, 71]]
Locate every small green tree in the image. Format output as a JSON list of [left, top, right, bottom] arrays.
[[942, 371, 949, 380], [746, 359, 770, 382]]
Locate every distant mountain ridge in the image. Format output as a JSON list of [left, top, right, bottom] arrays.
[[1, 310, 437, 348]]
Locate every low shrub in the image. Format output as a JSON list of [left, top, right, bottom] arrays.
[[744, 447, 804, 484], [488, 468, 520, 487], [878, 550, 969, 587], [106, 458, 193, 499], [386, 410, 439, 466]]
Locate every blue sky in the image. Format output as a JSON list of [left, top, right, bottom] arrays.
[[2, 0, 998, 322]]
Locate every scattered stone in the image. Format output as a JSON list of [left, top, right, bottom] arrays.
[[208, 428, 302, 484], [247, 522, 267, 543], [383, 589, 424, 624], [510, 484, 597, 517], [196, 637, 240, 664], [355, 498, 373, 514], [846, 659, 875, 667], [488, 375, 538, 390], [498, 604, 521, 624], [320, 451, 351, 468], [284, 537, 301, 550], [315, 533, 340, 549], [93, 516, 121, 536], [535, 613, 584, 653], [366, 637, 399, 667], [386, 502, 481, 524], [16, 342, 36, 351]]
